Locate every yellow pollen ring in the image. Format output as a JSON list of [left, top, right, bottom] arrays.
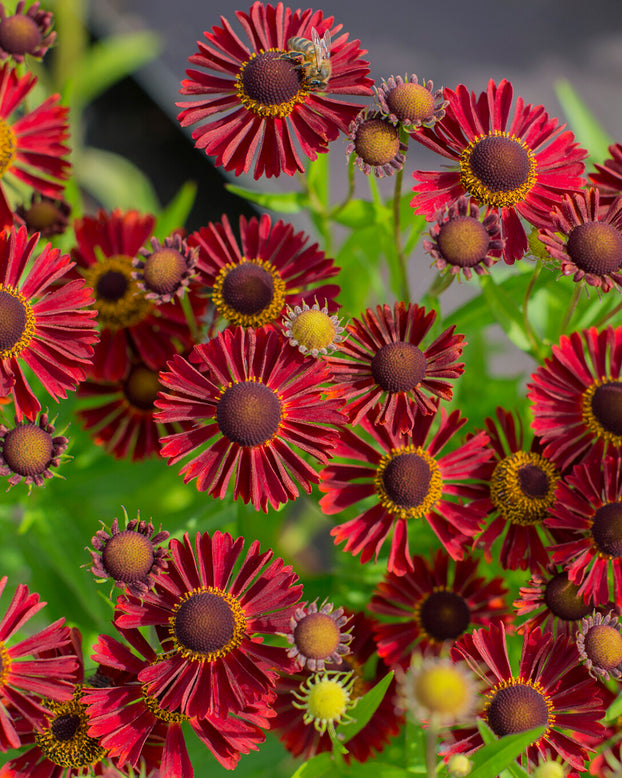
[[490, 451, 559, 525], [212, 257, 286, 327], [581, 378, 622, 446], [82, 254, 152, 331], [0, 118, 16, 177], [484, 676, 555, 736], [0, 284, 35, 358], [168, 585, 248, 663], [460, 130, 537, 208], [0, 640, 10, 684], [374, 445, 443, 520], [235, 49, 309, 118], [141, 684, 189, 723]]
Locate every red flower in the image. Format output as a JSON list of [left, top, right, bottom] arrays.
[[71, 209, 205, 382], [528, 326, 622, 470], [326, 302, 465, 435], [83, 626, 274, 774], [156, 326, 346, 512], [0, 577, 78, 752], [546, 452, 622, 606], [369, 549, 509, 668], [589, 142, 622, 206], [0, 226, 98, 421], [449, 622, 608, 771], [77, 355, 190, 461], [475, 406, 561, 572], [0, 64, 69, 228], [114, 530, 302, 720], [410, 79, 587, 263], [538, 187, 622, 292], [272, 611, 403, 763], [189, 213, 340, 330], [177, 1, 373, 179], [319, 405, 492, 575]]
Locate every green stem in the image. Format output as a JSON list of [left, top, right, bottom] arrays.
[[559, 283, 582, 336], [424, 724, 439, 778], [593, 300, 622, 328], [392, 129, 410, 301], [329, 155, 356, 219], [180, 291, 201, 345], [522, 261, 544, 359]]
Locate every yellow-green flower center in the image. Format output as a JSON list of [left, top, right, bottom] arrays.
[[294, 612, 340, 660], [566, 221, 622, 275], [101, 529, 155, 584], [0, 285, 35, 358], [123, 363, 161, 411], [2, 423, 53, 477], [236, 50, 308, 118], [460, 132, 536, 208], [375, 446, 443, 520], [142, 248, 187, 295], [170, 586, 247, 662], [354, 118, 400, 166], [386, 82, 435, 124], [292, 671, 357, 736], [413, 663, 471, 715], [83, 255, 152, 331], [583, 624, 622, 670], [437, 215, 491, 267], [291, 309, 337, 353], [490, 450, 559, 525]]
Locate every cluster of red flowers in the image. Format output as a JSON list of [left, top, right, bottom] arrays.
[[4, 0, 622, 776]]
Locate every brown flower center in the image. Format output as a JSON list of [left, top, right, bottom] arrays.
[[35, 694, 106, 768], [461, 133, 536, 208], [437, 216, 491, 267], [591, 502, 622, 557], [216, 381, 282, 447], [418, 590, 471, 641], [0, 118, 16, 176], [142, 248, 187, 295], [294, 612, 341, 660], [566, 221, 622, 276], [237, 50, 307, 118], [51, 713, 80, 742], [544, 572, 591, 621], [375, 447, 443, 520], [386, 83, 435, 124], [101, 530, 155, 583], [490, 451, 559, 525], [2, 423, 53, 477], [24, 200, 64, 231], [371, 341, 427, 392], [84, 256, 152, 331], [0, 287, 35, 357], [588, 381, 622, 439], [0, 14, 42, 55], [354, 118, 400, 167], [486, 681, 551, 737], [213, 259, 286, 327], [172, 589, 247, 660], [584, 624, 622, 670], [123, 364, 161, 411]]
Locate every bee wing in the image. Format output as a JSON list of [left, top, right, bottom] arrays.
[[310, 27, 323, 68], [320, 30, 331, 59]]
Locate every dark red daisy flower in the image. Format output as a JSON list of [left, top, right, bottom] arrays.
[[189, 213, 339, 330], [83, 625, 275, 774], [326, 302, 465, 435], [0, 226, 98, 421], [475, 406, 561, 572], [546, 452, 622, 606], [0, 1, 55, 62], [87, 510, 169, 598], [177, 1, 373, 179], [369, 548, 509, 667], [538, 187, 622, 292], [0, 576, 78, 752], [114, 530, 302, 720], [422, 195, 504, 280], [272, 611, 403, 763], [0, 64, 69, 229], [156, 326, 346, 512], [0, 412, 68, 490], [449, 622, 608, 771], [528, 326, 622, 470], [319, 404, 492, 574], [513, 564, 595, 638], [71, 209, 205, 382], [15, 193, 70, 237], [77, 353, 191, 462], [589, 142, 622, 206], [410, 79, 587, 264]]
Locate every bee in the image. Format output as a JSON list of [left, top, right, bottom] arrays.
[[282, 27, 332, 91]]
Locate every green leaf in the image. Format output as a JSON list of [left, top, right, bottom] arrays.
[[555, 80, 613, 167], [290, 752, 335, 778], [338, 763, 411, 778], [337, 672, 394, 744], [72, 31, 162, 106], [225, 183, 307, 213], [468, 721, 543, 778], [75, 147, 160, 214], [479, 275, 533, 354], [154, 181, 198, 238], [331, 199, 378, 229], [307, 152, 330, 208]]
